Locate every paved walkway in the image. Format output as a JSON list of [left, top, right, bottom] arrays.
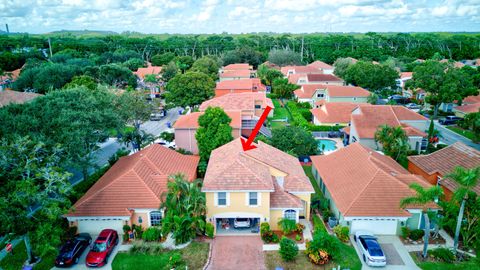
[[207, 236, 265, 270], [350, 235, 420, 270], [263, 219, 313, 251], [404, 229, 454, 252]]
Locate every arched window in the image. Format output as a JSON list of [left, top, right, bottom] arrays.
[[284, 209, 296, 221], [150, 211, 162, 226]]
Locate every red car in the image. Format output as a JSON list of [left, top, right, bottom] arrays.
[[86, 229, 119, 267]]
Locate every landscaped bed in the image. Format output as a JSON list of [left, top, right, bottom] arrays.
[[112, 241, 209, 270], [272, 230, 304, 243], [411, 251, 480, 270], [446, 126, 477, 142]]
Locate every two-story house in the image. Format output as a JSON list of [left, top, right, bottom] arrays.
[[219, 63, 255, 81], [215, 78, 266, 97], [202, 139, 314, 235], [307, 61, 335, 75], [294, 84, 370, 107]]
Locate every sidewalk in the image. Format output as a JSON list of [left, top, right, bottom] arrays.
[[0, 237, 23, 261]]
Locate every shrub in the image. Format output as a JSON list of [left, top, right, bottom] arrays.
[[278, 218, 297, 235], [142, 227, 162, 242], [409, 229, 425, 241], [261, 222, 275, 243], [307, 249, 330, 265], [123, 225, 131, 233], [312, 215, 327, 233], [295, 223, 305, 234], [401, 226, 410, 239], [286, 101, 309, 128], [300, 109, 312, 121], [297, 102, 312, 109], [206, 223, 214, 238], [133, 224, 144, 240], [295, 234, 302, 241], [167, 253, 183, 269], [279, 237, 299, 261], [306, 230, 340, 261], [333, 225, 349, 242], [272, 234, 280, 243], [308, 124, 345, 132], [428, 248, 455, 263]]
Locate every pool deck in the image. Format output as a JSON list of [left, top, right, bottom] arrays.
[[317, 138, 344, 155]]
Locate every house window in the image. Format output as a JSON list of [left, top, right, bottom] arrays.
[[150, 211, 162, 226], [317, 93, 324, 98], [249, 192, 258, 206], [284, 209, 296, 220], [353, 97, 357, 101], [217, 192, 227, 206], [254, 104, 261, 109]]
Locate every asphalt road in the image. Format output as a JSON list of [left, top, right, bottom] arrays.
[[434, 120, 480, 150]]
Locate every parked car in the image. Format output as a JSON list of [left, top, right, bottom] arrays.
[[405, 103, 421, 110], [150, 112, 165, 121], [439, 116, 462, 125], [55, 233, 92, 267], [86, 229, 118, 267], [354, 231, 387, 267], [233, 218, 251, 229]]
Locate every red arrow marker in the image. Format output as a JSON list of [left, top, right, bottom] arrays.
[[241, 106, 272, 151]]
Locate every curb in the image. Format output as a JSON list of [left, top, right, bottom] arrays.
[[202, 239, 214, 270]]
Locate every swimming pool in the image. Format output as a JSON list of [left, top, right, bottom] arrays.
[[317, 139, 337, 152]]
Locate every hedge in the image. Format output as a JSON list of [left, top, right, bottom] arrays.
[[286, 101, 309, 128], [69, 165, 111, 203], [308, 125, 345, 132]]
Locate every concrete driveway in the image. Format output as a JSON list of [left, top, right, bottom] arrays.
[[51, 244, 130, 270], [207, 235, 265, 270], [350, 235, 420, 270]]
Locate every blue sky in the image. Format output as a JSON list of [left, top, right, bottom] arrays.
[[1, 0, 480, 34]]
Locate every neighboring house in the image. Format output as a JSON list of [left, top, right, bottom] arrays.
[[441, 94, 480, 113], [215, 78, 266, 97], [173, 111, 242, 154], [303, 74, 344, 85], [311, 143, 438, 235], [222, 63, 253, 71], [0, 67, 22, 91], [396, 72, 413, 89], [280, 65, 320, 76], [294, 84, 370, 106], [347, 105, 428, 153], [307, 61, 335, 75], [134, 63, 162, 80], [65, 144, 200, 235], [0, 90, 42, 107], [311, 102, 368, 126], [219, 70, 252, 81], [202, 139, 314, 235], [408, 142, 480, 200]]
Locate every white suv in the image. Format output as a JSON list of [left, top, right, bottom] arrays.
[[233, 218, 251, 229]]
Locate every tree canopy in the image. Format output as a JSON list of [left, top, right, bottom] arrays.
[[165, 71, 215, 108], [344, 61, 399, 91], [195, 107, 234, 161], [270, 126, 319, 157]]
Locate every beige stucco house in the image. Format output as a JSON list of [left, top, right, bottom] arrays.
[[294, 84, 370, 107], [202, 139, 314, 234]]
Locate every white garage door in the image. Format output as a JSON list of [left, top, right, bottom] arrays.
[[77, 219, 125, 235], [350, 219, 398, 235]]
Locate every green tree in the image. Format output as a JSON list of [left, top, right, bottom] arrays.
[[270, 126, 319, 157], [190, 56, 220, 80], [14, 63, 81, 94], [151, 52, 176, 66], [222, 47, 264, 68], [195, 107, 234, 161], [400, 184, 443, 258], [165, 72, 215, 108], [144, 74, 158, 83], [445, 166, 480, 253], [461, 112, 480, 142], [410, 60, 477, 118], [160, 174, 206, 245], [367, 93, 379, 104], [272, 78, 298, 99], [173, 55, 194, 73], [63, 75, 97, 91], [116, 90, 158, 131], [267, 49, 302, 66], [374, 125, 410, 162], [122, 58, 145, 71], [97, 64, 138, 88], [279, 237, 298, 262], [344, 61, 399, 91], [333, 57, 355, 79], [120, 129, 155, 151], [258, 65, 284, 86], [161, 61, 178, 82], [0, 137, 73, 263]]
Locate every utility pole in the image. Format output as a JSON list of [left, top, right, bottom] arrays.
[[5, 24, 9, 34], [48, 38, 53, 58], [300, 36, 304, 62]]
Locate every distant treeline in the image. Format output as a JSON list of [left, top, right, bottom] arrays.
[[1, 32, 480, 71]]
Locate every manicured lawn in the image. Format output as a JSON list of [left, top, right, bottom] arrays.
[[270, 120, 288, 129], [272, 99, 289, 120], [108, 126, 135, 137], [411, 252, 480, 270], [112, 241, 209, 270], [446, 126, 477, 142], [0, 241, 27, 270], [265, 244, 362, 270], [302, 165, 321, 195]]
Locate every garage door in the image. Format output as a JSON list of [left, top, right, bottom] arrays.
[[350, 219, 398, 235], [77, 219, 125, 235]]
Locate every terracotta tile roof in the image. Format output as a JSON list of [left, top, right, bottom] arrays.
[[202, 139, 314, 194], [352, 105, 428, 139], [311, 143, 436, 217], [215, 78, 264, 90], [0, 68, 22, 81], [270, 179, 303, 208], [311, 102, 368, 124], [223, 63, 252, 70], [463, 95, 480, 104], [134, 63, 162, 79], [408, 142, 480, 195], [0, 90, 42, 107], [219, 70, 251, 78], [173, 111, 242, 129], [294, 84, 369, 99], [307, 74, 343, 83], [400, 72, 413, 79], [308, 61, 333, 70], [401, 123, 427, 137], [199, 92, 274, 112], [454, 103, 480, 114], [287, 74, 306, 84], [280, 65, 321, 76], [66, 144, 199, 217]]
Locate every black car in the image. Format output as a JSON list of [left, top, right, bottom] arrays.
[[439, 116, 462, 125], [55, 233, 92, 267]]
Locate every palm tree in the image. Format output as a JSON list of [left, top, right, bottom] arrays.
[[445, 166, 480, 253], [374, 125, 410, 161], [400, 183, 443, 258]]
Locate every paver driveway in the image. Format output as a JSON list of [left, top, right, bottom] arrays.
[[207, 235, 265, 270]]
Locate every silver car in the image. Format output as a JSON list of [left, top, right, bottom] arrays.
[[354, 231, 387, 267], [233, 218, 251, 229]]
